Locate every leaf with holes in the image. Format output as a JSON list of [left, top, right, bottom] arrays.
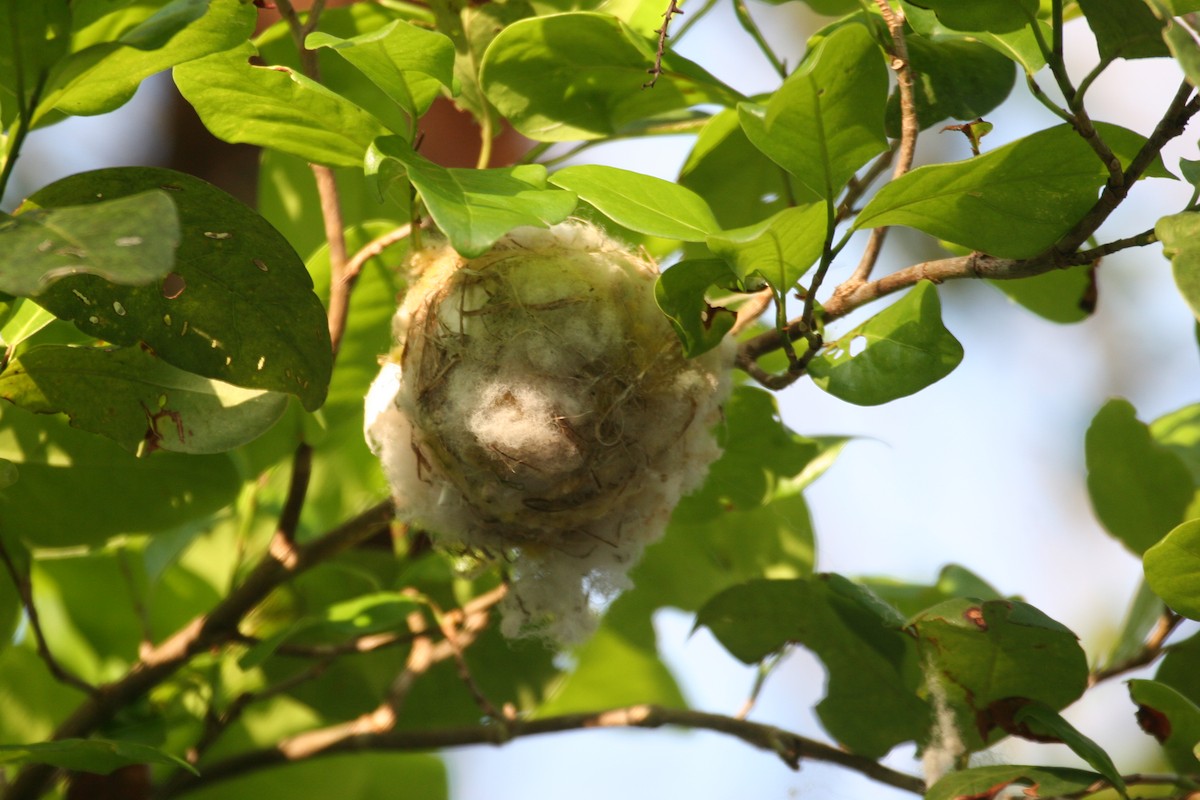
[[550, 165, 719, 241], [20, 167, 332, 411], [0, 192, 178, 297], [807, 282, 963, 405], [1129, 679, 1200, 772], [368, 136, 577, 257], [0, 406, 240, 547], [910, 598, 1088, 751], [738, 23, 887, 201], [654, 258, 738, 358], [926, 765, 1103, 800], [0, 345, 287, 455], [174, 41, 388, 167]]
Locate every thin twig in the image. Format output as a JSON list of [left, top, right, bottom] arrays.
[[162, 704, 927, 798], [343, 224, 414, 286], [844, 0, 916, 288], [644, 0, 684, 88], [0, 540, 95, 696], [1088, 610, 1183, 687]]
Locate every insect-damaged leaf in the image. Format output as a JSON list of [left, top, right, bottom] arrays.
[[0, 345, 287, 455], [20, 167, 332, 411]]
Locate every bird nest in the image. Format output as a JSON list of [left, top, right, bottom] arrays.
[[365, 222, 731, 641]]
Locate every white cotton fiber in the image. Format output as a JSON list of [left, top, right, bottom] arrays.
[[365, 221, 732, 642]]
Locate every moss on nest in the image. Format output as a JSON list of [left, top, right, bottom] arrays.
[[365, 222, 731, 641]]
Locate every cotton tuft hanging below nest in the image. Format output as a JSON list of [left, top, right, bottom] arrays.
[[365, 221, 732, 642]]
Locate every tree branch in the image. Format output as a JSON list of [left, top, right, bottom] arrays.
[[0, 540, 95, 696], [2, 502, 396, 800], [1088, 609, 1183, 687], [162, 704, 926, 798]]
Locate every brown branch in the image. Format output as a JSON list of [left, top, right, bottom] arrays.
[[162, 704, 926, 798], [343, 224, 414, 287], [0, 539, 95, 696], [1088, 609, 1183, 687], [643, 0, 684, 88], [737, 82, 1200, 376], [2, 501, 396, 800], [841, 0, 918, 289]]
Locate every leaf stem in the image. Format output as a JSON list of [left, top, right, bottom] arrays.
[[733, 0, 787, 79]]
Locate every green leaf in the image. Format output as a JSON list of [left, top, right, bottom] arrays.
[[0, 192, 179, 296], [37, 0, 255, 121], [675, 386, 844, 520], [738, 23, 888, 201], [1010, 702, 1127, 797], [0, 344, 288, 455], [902, 2, 1048, 81], [181, 754, 446, 800], [887, 36, 1015, 136], [678, 108, 790, 229], [0, 0, 70, 120], [1129, 679, 1200, 772], [1157, 211, 1200, 321], [696, 575, 927, 756], [0, 405, 240, 546], [536, 596, 687, 715], [862, 564, 1005, 619], [808, 282, 963, 405], [174, 42, 389, 168], [857, 123, 1170, 259], [305, 19, 456, 121], [906, 0, 1038, 34], [1078, 0, 1169, 60], [479, 12, 743, 141], [989, 264, 1096, 323], [23, 167, 333, 411], [1085, 398, 1194, 554], [1156, 630, 1200, 705], [1145, 519, 1200, 619], [367, 136, 577, 257], [550, 165, 719, 241], [1152, 401, 1200, 486], [654, 258, 738, 358], [0, 738, 196, 775], [910, 598, 1088, 750], [926, 765, 1103, 800], [705, 203, 829, 292]]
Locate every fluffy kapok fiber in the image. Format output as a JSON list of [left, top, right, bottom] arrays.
[[365, 222, 731, 642]]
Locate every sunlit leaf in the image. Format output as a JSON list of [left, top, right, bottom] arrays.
[[0, 344, 287, 454], [0, 192, 178, 296], [808, 282, 963, 405], [1144, 519, 1200, 619], [927, 765, 1102, 800], [22, 167, 332, 411], [1157, 211, 1200, 321], [738, 23, 888, 201], [480, 12, 742, 141], [368, 136, 576, 257], [706, 203, 828, 292], [550, 165, 719, 241]]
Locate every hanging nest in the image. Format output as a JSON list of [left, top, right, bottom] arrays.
[[365, 222, 732, 641]]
